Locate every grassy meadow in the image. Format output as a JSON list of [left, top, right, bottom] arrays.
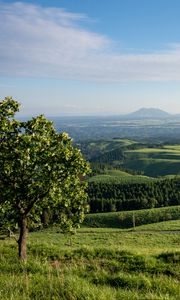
[[88, 169, 154, 184], [0, 209, 180, 300], [124, 145, 180, 177], [83, 206, 180, 228]]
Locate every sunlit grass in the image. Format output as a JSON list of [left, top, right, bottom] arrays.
[[0, 224, 180, 299], [83, 206, 180, 229]]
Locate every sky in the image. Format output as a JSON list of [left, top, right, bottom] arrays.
[[1, 0, 180, 116]]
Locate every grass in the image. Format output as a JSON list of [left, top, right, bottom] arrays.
[[111, 138, 137, 146], [135, 220, 180, 231], [88, 169, 155, 184], [2, 205, 179, 299], [123, 158, 180, 177], [124, 145, 180, 176], [164, 145, 180, 151], [88, 174, 153, 184], [126, 148, 180, 154], [83, 205, 180, 229], [106, 170, 132, 176], [81, 219, 180, 232], [0, 226, 180, 299]]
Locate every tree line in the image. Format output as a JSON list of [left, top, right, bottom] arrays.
[[87, 178, 180, 213]]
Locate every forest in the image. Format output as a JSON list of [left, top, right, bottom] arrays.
[[88, 178, 180, 213]]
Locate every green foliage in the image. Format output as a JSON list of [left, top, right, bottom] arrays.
[[87, 178, 180, 213], [0, 97, 90, 255]]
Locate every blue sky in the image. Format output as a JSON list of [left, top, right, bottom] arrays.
[[1, 0, 180, 116]]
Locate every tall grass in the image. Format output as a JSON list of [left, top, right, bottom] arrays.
[[0, 229, 180, 299]]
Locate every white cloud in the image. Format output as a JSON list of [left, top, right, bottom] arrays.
[[1, 2, 180, 82]]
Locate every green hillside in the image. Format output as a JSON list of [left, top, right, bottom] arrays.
[[88, 169, 154, 184], [83, 206, 180, 228], [124, 145, 180, 176], [78, 138, 137, 161], [1, 225, 180, 299], [84, 141, 180, 177], [134, 219, 180, 231]]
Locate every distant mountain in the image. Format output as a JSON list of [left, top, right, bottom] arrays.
[[127, 108, 171, 119]]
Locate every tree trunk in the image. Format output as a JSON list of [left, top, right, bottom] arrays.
[[18, 216, 28, 261]]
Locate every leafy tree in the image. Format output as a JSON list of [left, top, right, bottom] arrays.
[[0, 97, 90, 260]]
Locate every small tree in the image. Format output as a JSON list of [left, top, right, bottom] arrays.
[[0, 97, 90, 260]]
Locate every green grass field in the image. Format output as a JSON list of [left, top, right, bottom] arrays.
[[123, 158, 180, 177], [88, 169, 155, 184], [124, 145, 180, 177], [83, 206, 180, 228], [134, 220, 180, 231], [1, 204, 180, 299], [0, 223, 180, 300], [80, 219, 180, 233]]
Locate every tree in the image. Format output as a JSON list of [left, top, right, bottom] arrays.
[[0, 97, 90, 261]]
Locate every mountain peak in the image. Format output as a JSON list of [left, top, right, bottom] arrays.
[[128, 107, 171, 118]]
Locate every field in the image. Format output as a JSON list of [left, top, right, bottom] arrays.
[[88, 169, 155, 184], [0, 206, 180, 300], [0, 227, 180, 300], [124, 145, 180, 177], [83, 206, 180, 228], [134, 220, 180, 231]]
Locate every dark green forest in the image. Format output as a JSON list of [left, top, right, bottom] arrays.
[[88, 178, 180, 213]]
